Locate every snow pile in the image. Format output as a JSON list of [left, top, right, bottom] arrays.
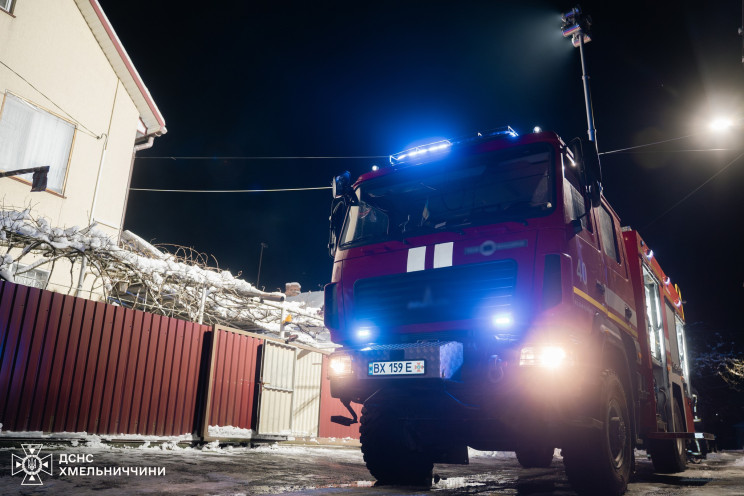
[[0, 207, 328, 344], [207, 425, 253, 439]]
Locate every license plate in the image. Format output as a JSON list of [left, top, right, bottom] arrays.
[[368, 360, 425, 376]]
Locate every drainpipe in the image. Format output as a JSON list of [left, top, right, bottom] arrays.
[[118, 134, 156, 243]]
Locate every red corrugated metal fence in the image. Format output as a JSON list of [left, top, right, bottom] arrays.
[[0, 280, 210, 436], [202, 326, 262, 437], [0, 279, 360, 441]]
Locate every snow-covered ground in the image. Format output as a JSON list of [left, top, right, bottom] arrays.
[[1, 441, 743, 495]]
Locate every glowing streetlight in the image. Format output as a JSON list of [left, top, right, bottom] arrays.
[[709, 117, 734, 132]]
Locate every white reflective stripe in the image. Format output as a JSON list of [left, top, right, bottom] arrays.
[[433, 242, 453, 269], [407, 246, 426, 272]]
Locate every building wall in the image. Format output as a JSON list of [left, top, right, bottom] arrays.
[[0, 0, 141, 233], [0, 0, 148, 296]]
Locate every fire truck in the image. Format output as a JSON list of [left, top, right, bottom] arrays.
[[323, 127, 709, 495]]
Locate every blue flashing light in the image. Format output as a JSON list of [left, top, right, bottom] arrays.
[[492, 312, 514, 330], [389, 140, 452, 165], [389, 125, 520, 166]]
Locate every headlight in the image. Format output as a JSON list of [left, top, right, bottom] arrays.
[[519, 346, 569, 369], [329, 353, 353, 377]]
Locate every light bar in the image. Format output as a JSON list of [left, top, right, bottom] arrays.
[[389, 126, 520, 165], [389, 140, 452, 165]]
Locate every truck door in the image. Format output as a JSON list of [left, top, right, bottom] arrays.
[[562, 153, 603, 304], [596, 203, 636, 332]]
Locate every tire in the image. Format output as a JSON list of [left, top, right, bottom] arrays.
[[359, 405, 433, 486], [515, 445, 555, 468], [563, 370, 633, 496], [648, 401, 687, 473]]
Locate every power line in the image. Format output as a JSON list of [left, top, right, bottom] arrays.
[[129, 186, 332, 193], [0, 58, 103, 139], [599, 134, 696, 155], [642, 151, 744, 230], [601, 148, 740, 154], [135, 155, 387, 161]]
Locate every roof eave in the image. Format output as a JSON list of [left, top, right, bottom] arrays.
[[74, 0, 167, 137]]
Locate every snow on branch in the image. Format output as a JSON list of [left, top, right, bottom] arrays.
[[694, 352, 744, 391], [0, 206, 326, 345]]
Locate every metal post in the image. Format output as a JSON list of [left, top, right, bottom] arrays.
[[198, 285, 208, 324], [578, 33, 597, 146], [256, 242, 268, 289], [279, 304, 287, 339]]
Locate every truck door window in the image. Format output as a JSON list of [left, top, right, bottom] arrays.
[[562, 152, 591, 232], [340, 201, 389, 247], [598, 206, 620, 263], [643, 267, 663, 362]]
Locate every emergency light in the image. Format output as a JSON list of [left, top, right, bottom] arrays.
[[389, 140, 452, 165], [388, 126, 519, 165]]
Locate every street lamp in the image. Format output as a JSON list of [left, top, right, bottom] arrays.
[[709, 117, 735, 132], [256, 242, 268, 289], [561, 5, 597, 147]]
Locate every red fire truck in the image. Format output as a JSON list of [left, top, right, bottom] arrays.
[[324, 127, 709, 495]]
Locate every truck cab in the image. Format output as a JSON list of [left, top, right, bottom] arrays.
[[324, 127, 698, 494]]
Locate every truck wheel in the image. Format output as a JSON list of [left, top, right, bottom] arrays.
[[515, 446, 554, 468], [563, 371, 632, 496], [648, 401, 687, 473], [360, 405, 433, 486]]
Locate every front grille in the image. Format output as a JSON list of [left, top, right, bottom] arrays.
[[353, 260, 517, 328]]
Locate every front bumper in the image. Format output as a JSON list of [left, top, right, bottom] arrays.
[[329, 340, 594, 447]]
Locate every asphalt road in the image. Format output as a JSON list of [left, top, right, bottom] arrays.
[[1, 441, 743, 495]]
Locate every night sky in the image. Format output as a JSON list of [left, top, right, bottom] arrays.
[[99, 1, 744, 332]]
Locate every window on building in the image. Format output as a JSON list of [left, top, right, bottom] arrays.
[[0, 93, 75, 194], [0, 0, 14, 14], [12, 263, 50, 289]]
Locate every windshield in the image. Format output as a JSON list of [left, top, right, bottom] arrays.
[[340, 142, 555, 248]]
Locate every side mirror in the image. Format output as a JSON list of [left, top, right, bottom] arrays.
[[568, 138, 602, 209], [328, 197, 346, 258], [332, 171, 351, 199]]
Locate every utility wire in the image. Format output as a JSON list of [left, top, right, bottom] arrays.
[[599, 134, 696, 155], [0, 58, 103, 139], [602, 148, 739, 154], [642, 151, 744, 230], [135, 155, 387, 160], [129, 186, 332, 193]]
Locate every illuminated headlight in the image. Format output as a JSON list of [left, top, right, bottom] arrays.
[[329, 354, 353, 377], [519, 346, 569, 369]]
